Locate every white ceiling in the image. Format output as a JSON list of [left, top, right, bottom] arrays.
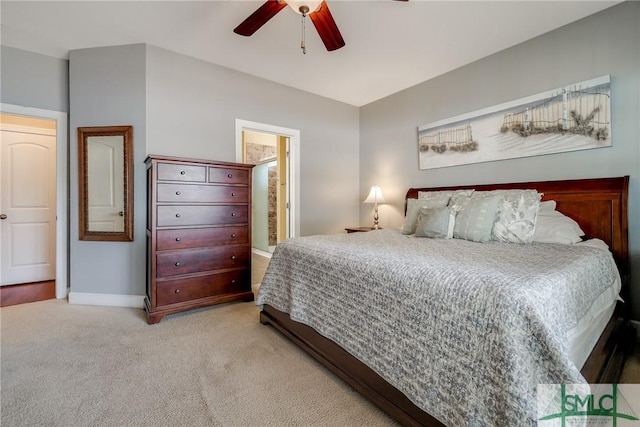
[[0, 1, 620, 107]]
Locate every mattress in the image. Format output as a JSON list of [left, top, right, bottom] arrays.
[[567, 239, 622, 368]]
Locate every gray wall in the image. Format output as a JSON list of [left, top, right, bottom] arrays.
[[359, 1, 640, 318], [0, 45, 69, 113], [69, 44, 147, 297], [65, 43, 359, 298], [145, 45, 360, 237]]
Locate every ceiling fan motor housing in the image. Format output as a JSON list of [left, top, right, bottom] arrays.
[[287, 1, 323, 15]]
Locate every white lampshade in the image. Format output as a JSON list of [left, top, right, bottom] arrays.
[[363, 185, 386, 204]]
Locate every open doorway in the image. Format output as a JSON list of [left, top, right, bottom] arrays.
[[244, 131, 285, 253], [235, 119, 299, 258], [0, 106, 68, 304]]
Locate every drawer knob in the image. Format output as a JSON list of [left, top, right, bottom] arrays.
[[231, 233, 236, 238], [175, 262, 181, 266], [180, 170, 186, 175], [175, 289, 180, 294], [176, 191, 181, 195], [230, 255, 236, 261], [231, 212, 236, 217], [175, 237, 181, 242], [176, 213, 181, 218], [231, 279, 236, 284], [227, 173, 233, 178], [231, 192, 236, 197]]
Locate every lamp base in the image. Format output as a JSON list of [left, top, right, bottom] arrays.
[[372, 205, 380, 229]]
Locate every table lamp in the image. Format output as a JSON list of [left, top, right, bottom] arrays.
[[363, 185, 385, 229]]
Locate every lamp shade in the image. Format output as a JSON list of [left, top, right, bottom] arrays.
[[363, 185, 385, 204]]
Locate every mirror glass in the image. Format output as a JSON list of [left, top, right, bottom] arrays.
[[78, 125, 133, 241]]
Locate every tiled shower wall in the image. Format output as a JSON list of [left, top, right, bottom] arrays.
[[246, 143, 276, 164], [268, 166, 277, 246]]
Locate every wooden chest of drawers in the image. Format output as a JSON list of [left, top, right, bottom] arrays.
[[144, 155, 254, 324]]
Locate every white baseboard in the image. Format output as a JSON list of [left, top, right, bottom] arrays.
[[68, 292, 145, 308], [252, 248, 273, 258]]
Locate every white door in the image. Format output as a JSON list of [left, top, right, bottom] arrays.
[[0, 129, 56, 286], [87, 136, 125, 232]]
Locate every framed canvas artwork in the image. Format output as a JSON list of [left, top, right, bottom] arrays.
[[418, 75, 611, 170]]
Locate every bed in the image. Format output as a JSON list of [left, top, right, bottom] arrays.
[[256, 176, 632, 426]]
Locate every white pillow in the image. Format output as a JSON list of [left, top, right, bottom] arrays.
[[539, 200, 557, 211], [402, 197, 451, 235], [532, 209, 585, 244], [478, 189, 542, 244], [451, 194, 501, 243], [414, 206, 456, 239]]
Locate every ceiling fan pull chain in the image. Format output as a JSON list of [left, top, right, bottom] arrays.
[[301, 13, 306, 54]]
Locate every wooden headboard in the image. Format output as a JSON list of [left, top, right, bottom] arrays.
[[406, 176, 630, 274]]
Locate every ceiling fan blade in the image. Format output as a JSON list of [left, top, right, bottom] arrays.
[[234, 0, 288, 36], [308, 1, 345, 51]]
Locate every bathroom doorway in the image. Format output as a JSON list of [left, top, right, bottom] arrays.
[[244, 131, 288, 253], [236, 119, 299, 256]]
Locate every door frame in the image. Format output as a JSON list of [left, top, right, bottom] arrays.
[[235, 119, 300, 239], [1, 103, 68, 299]]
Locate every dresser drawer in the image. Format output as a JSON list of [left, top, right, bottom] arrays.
[[156, 269, 249, 306], [157, 205, 248, 227], [209, 167, 249, 185], [156, 245, 250, 278], [157, 183, 249, 203], [157, 162, 206, 182], [157, 227, 249, 251]]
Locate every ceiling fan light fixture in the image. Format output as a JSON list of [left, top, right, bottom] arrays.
[[287, 0, 323, 16], [234, 0, 346, 52]]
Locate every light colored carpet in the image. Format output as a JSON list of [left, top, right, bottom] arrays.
[[1, 255, 393, 426], [0, 299, 396, 426], [252, 253, 271, 287]]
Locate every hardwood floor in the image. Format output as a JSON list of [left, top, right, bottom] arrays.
[[0, 281, 56, 307]]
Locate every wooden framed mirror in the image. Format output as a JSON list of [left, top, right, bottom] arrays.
[[78, 125, 133, 241]]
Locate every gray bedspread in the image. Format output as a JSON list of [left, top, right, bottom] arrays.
[[256, 229, 620, 426]]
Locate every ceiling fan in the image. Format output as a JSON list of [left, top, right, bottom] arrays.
[[234, 0, 407, 53]]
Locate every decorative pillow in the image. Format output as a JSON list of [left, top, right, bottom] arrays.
[[532, 209, 585, 244], [414, 206, 456, 239], [483, 190, 542, 244], [402, 197, 451, 235], [451, 194, 501, 243]]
